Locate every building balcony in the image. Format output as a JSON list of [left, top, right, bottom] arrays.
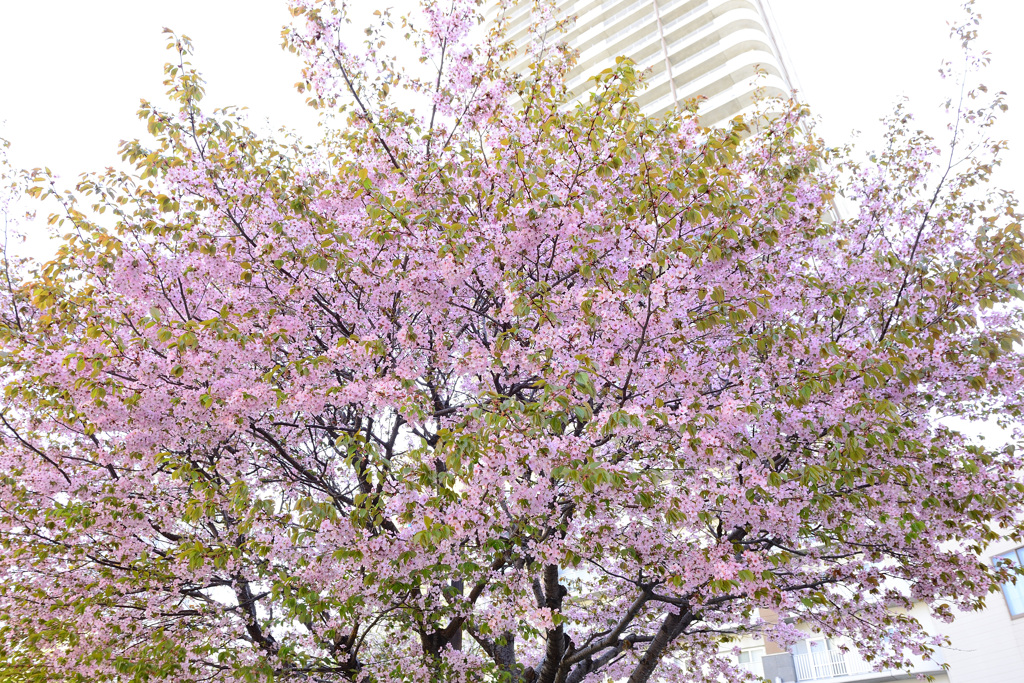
[[758, 646, 944, 683], [793, 650, 874, 681]]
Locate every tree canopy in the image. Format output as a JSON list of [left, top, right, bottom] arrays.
[[1, 1, 1023, 682]]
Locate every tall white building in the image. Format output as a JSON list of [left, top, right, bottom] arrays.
[[497, 0, 798, 125]]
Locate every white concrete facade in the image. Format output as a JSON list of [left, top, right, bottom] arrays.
[[933, 537, 1024, 683], [496, 0, 797, 125], [723, 602, 950, 683], [718, 541, 1024, 683]]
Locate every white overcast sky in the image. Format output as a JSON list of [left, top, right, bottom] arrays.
[[0, 0, 1021, 226]]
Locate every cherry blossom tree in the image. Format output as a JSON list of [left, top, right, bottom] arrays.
[[1, 2, 1022, 682]]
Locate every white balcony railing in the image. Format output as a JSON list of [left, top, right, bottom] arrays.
[[793, 650, 874, 681]]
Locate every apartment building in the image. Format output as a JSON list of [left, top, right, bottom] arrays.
[[495, 0, 797, 125], [726, 603, 949, 683], [724, 536, 1024, 683]]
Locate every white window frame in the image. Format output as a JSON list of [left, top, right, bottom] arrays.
[[994, 546, 1024, 619]]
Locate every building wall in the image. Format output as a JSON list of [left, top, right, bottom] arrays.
[[724, 603, 948, 683], [721, 576, 1024, 683], [494, 0, 796, 125], [937, 538, 1024, 683]]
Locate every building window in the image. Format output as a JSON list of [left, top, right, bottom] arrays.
[[995, 547, 1024, 617], [736, 647, 765, 676]]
